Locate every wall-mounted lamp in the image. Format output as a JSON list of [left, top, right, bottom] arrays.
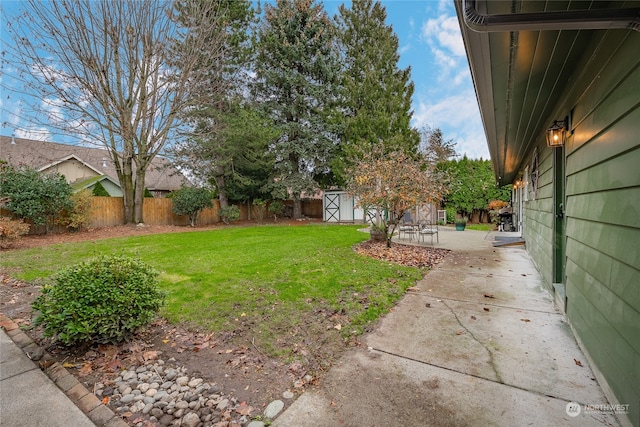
[[546, 118, 567, 147]]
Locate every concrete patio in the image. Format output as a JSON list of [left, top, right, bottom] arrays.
[[273, 228, 620, 426]]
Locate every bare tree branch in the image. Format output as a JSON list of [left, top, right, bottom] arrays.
[[1, 0, 230, 223]]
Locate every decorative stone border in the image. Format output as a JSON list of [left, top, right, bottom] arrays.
[[0, 313, 128, 427]]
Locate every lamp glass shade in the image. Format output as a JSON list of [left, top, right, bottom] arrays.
[[546, 122, 565, 147]]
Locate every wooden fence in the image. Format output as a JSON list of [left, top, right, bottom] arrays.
[[88, 197, 323, 228], [3, 197, 324, 234]]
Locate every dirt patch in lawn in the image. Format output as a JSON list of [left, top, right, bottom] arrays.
[[0, 223, 450, 424]]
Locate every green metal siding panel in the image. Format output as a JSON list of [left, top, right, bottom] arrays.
[[566, 219, 640, 273], [568, 104, 640, 177], [567, 187, 640, 228], [496, 22, 640, 422], [609, 258, 640, 314], [567, 280, 640, 427], [568, 30, 640, 157], [567, 146, 640, 195], [565, 239, 611, 292], [566, 258, 640, 355]]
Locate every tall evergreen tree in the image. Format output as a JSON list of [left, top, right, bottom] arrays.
[[172, 0, 261, 209], [254, 0, 342, 218], [420, 125, 457, 164], [335, 0, 419, 183]]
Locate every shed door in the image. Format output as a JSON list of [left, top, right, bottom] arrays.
[[324, 193, 340, 222], [339, 193, 354, 221]]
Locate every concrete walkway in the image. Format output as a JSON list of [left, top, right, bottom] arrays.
[[274, 228, 620, 426], [0, 328, 96, 426], [0, 314, 127, 427]]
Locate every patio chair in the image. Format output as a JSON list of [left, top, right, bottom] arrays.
[[418, 222, 439, 245], [398, 212, 417, 240]]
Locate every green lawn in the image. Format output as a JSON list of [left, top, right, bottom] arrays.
[[1, 224, 423, 357], [465, 223, 494, 231]]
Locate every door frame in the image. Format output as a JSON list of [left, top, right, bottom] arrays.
[[552, 145, 567, 286]]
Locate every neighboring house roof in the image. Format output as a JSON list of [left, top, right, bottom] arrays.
[[72, 174, 121, 192], [38, 154, 103, 176], [0, 135, 190, 192]]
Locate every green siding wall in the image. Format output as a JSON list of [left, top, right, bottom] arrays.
[[522, 148, 554, 290], [520, 29, 640, 426]]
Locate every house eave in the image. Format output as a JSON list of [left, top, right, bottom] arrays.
[[455, 0, 640, 185]]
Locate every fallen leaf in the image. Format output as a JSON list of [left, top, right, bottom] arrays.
[[483, 307, 490, 312], [425, 303, 431, 308], [520, 318, 531, 323], [455, 329, 465, 335], [102, 397, 109, 405], [143, 350, 158, 361], [574, 359, 583, 367], [104, 358, 123, 372], [334, 324, 342, 331], [521, 273, 527, 276], [470, 315, 477, 320], [484, 294, 495, 299], [62, 362, 76, 368], [78, 362, 92, 376], [235, 402, 253, 416], [162, 339, 169, 344], [407, 287, 420, 292]]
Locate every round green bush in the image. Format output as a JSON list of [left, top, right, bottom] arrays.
[[32, 255, 164, 345]]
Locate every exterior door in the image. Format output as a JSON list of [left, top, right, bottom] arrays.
[[553, 145, 566, 284]]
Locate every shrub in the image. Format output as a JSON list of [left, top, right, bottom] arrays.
[[0, 216, 30, 249], [144, 188, 154, 198], [251, 198, 268, 223], [0, 164, 72, 232], [92, 180, 110, 196], [57, 189, 93, 231], [32, 255, 164, 345], [170, 187, 214, 227], [220, 204, 240, 224], [445, 207, 456, 224], [268, 200, 284, 220]]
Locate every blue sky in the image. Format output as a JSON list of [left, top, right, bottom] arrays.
[[0, 0, 489, 160]]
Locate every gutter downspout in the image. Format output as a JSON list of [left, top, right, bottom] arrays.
[[463, 0, 640, 32]]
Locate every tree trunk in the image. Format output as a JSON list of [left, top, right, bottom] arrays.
[[214, 175, 228, 210], [134, 170, 146, 224], [293, 197, 302, 219], [122, 157, 135, 224]]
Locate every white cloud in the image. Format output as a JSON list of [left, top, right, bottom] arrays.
[[14, 127, 52, 141], [422, 15, 465, 58], [413, 91, 489, 160], [437, 0, 449, 14]]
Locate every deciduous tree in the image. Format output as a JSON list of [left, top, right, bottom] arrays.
[[2, 0, 230, 224], [347, 147, 446, 248]]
